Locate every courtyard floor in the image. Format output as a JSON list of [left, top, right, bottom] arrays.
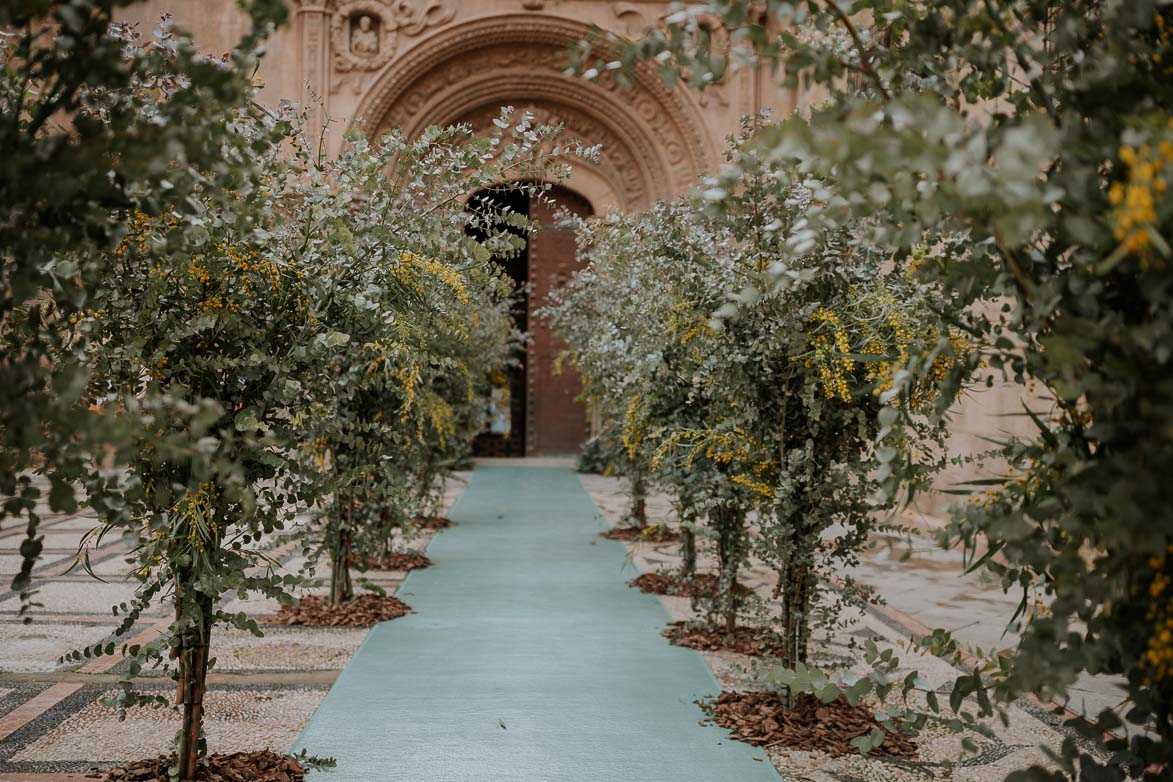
[[0, 460, 1103, 781]]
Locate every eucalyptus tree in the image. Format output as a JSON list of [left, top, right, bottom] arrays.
[[0, 0, 287, 613], [549, 202, 768, 635], [552, 118, 957, 676], [293, 115, 575, 606], [582, 0, 1173, 771], [68, 98, 324, 779]]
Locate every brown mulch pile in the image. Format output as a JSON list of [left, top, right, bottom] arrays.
[[602, 524, 680, 543], [706, 690, 918, 757], [663, 621, 788, 657], [629, 572, 751, 599], [273, 594, 410, 627], [351, 551, 433, 571], [417, 515, 455, 530], [102, 751, 305, 781]]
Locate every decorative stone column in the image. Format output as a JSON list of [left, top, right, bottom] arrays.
[[297, 2, 331, 152]]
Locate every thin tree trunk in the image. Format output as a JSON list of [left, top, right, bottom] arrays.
[[629, 470, 648, 528], [780, 560, 812, 669], [329, 493, 354, 605], [680, 525, 696, 577], [794, 563, 813, 665], [176, 593, 213, 780], [714, 505, 745, 639]]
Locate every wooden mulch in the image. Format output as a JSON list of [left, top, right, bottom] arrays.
[[273, 594, 410, 627], [351, 551, 433, 571], [418, 515, 455, 530], [706, 690, 917, 757], [662, 621, 788, 657], [602, 524, 680, 543], [629, 572, 750, 599], [102, 751, 305, 781]]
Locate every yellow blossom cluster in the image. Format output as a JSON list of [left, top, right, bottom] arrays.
[[219, 241, 283, 294], [393, 251, 471, 304], [198, 294, 238, 314], [1142, 547, 1173, 683], [807, 307, 854, 402], [177, 481, 220, 553], [651, 427, 772, 476], [1154, 13, 1172, 75], [188, 257, 211, 285], [805, 288, 960, 407], [1110, 124, 1173, 268], [112, 210, 151, 259], [67, 308, 107, 327], [665, 300, 713, 347], [622, 394, 647, 460], [309, 435, 330, 470], [730, 473, 776, 498], [427, 399, 455, 448]]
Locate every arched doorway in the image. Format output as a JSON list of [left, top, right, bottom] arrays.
[[469, 185, 593, 457], [353, 13, 711, 456]]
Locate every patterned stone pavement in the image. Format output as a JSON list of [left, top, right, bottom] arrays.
[[0, 475, 470, 781]]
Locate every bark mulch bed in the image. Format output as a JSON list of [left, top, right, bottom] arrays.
[[602, 524, 680, 543], [705, 690, 918, 757], [273, 594, 411, 627], [351, 551, 433, 571], [417, 515, 455, 530], [629, 572, 751, 599], [102, 751, 305, 781], [663, 621, 788, 657]]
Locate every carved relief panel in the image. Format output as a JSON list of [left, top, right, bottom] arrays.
[[330, 0, 455, 72]]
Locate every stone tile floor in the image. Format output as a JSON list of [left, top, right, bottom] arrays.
[[0, 474, 470, 780]]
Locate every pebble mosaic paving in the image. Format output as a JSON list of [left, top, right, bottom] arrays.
[[0, 476, 471, 776], [8, 686, 325, 766]]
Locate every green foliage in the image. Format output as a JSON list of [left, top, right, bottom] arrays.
[[1, 2, 576, 777], [288, 114, 571, 603], [583, 0, 1173, 774], [0, 0, 285, 606], [547, 118, 955, 667]]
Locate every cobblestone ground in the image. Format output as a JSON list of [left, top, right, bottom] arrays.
[[578, 471, 1114, 782], [0, 474, 470, 781]]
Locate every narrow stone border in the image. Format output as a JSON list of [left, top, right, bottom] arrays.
[[0, 684, 84, 742]]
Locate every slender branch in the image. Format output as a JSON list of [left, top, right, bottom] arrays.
[[823, 0, 891, 100]]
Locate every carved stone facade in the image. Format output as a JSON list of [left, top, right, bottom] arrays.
[[115, 1, 1028, 483], [117, 0, 783, 455], [118, 0, 787, 211]]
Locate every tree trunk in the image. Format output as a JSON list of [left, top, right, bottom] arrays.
[[175, 591, 213, 781], [714, 505, 745, 639], [329, 493, 354, 605], [680, 524, 696, 577], [779, 560, 812, 669], [629, 470, 648, 528]]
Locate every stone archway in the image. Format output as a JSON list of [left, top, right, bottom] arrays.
[[352, 14, 712, 454], [352, 13, 711, 211]]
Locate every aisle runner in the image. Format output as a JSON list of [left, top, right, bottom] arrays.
[[294, 465, 779, 781]]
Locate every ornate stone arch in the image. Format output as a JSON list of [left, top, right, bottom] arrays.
[[351, 14, 712, 211]]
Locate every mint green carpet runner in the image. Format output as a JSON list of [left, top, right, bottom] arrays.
[[294, 465, 780, 780]]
